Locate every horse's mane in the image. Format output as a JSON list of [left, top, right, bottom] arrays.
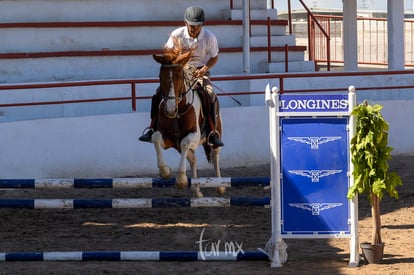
[[154, 37, 194, 65]]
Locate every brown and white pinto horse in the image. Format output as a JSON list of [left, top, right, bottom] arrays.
[[151, 47, 224, 197]]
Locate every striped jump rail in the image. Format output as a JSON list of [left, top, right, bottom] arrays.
[[0, 197, 271, 209], [0, 251, 269, 262], [0, 177, 270, 189]]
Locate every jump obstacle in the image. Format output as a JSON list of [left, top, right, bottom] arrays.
[[1, 86, 362, 267], [0, 197, 270, 209], [0, 251, 268, 262], [0, 176, 271, 262], [0, 177, 269, 189]]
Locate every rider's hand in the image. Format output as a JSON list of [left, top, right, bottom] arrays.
[[194, 66, 208, 78]]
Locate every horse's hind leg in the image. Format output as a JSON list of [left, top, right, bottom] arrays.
[[187, 149, 203, 198], [152, 131, 172, 179]]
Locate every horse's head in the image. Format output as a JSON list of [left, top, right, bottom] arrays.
[[153, 46, 193, 118]]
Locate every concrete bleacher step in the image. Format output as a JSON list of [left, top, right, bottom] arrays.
[[250, 23, 287, 36], [226, 3, 312, 74], [227, 9, 278, 20], [0, 0, 316, 83], [265, 50, 308, 62], [259, 60, 316, 73], [250, 35, 296, 47], [0, 0, 231, 22], [229, 0, 269, 10]]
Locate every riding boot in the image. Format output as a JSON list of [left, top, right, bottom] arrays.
[[138, 90, 161, 142], [208, 101, 224, 147], [138, 125, 154, 142]]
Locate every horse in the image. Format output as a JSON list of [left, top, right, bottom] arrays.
[[151, 47, 224, 197]]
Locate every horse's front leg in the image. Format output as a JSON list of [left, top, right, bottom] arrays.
[[187, 149, 204, 198], [175, 145, 189, 189], [152, 131, 172, 179], [175, 133, 198, 190], [212, 147, 226, 195]]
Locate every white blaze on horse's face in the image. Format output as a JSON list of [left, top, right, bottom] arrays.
[[165, 70, 177, 117]]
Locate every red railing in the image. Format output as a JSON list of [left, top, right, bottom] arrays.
[[311, 16, 414, 67], [2, 70, 414, 112], [298, 0, 331, 70], [283, 7, 414, 68], [0, 79, 156, 112]]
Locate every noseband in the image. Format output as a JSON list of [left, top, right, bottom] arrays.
[[160, 63, 197, 118], [161, 64, 185, 102]]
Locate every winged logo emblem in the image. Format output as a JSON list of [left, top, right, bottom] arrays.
[[288, 170, 342, 182], [289, 202, 343, 215], [288, 136, 342, 149]]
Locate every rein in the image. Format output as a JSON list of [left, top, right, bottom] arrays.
[[160, 63, 200, 149], [161, 64, 198, 118]]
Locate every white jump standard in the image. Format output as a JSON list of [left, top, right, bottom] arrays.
[[264, 84, 360, 268]]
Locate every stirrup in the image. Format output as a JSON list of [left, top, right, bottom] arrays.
[[207, 131, 224, 148], [138, 127, 154, 143]]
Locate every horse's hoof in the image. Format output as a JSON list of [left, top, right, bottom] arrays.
[[192, 188, 204, 198], [159, 166, 172, 179], [175, 181, 188, 189], [175, 173, 188, 189], [216, 186, 226, 195]]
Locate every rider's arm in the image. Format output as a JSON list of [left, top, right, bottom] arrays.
[[194, 55, 218, 78]]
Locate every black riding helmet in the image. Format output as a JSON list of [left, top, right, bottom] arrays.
[[184, 6, 205, 26]]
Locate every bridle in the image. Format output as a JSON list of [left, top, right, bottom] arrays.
[[160, 63, 198, 118]]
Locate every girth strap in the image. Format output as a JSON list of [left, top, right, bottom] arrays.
[[173, 118, 181, 149]]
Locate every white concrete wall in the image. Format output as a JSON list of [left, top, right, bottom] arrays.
[[380, 100, 414, 155], [0, 100, 413, 179], [0, 106, 270, 178], [1, 0, 412, 178]]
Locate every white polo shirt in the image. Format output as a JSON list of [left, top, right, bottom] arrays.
[[165, 26, 219, 68]]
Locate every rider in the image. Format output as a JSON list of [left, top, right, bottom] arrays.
[[138, 6, 224, 147]]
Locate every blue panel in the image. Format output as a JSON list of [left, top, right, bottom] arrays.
[[230, 197, 270, 206], [0, 179, 35, 189], [6, 252, 43, 261], [82, 252, 121, 261], [152, 198, 191, 208], [280, 117, 350, 235], [230, 177, 270, 187], [159, 251, 198, 261], [73, 199, 112, 208], [237, 252, 268, 261], [279, 94, 349, 113], [74, 178, 113, 188], [0, 199, 34, 208], [152, 178, 176, 188]]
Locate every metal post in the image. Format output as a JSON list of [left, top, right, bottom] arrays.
[[265, 84, 286, 268], [131, 82, 136, 111], [266, 0, 273, 9], [348, 85, 360, 267], [242, 0, 250, 73]]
